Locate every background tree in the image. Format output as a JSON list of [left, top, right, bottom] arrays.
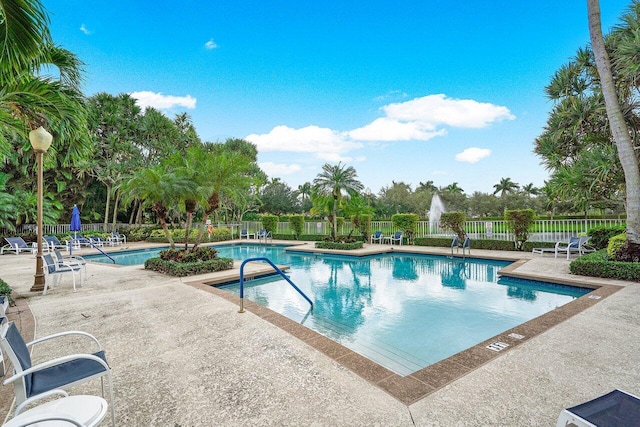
[[260, 178, 300, 215], [493, 177, 519, 197]]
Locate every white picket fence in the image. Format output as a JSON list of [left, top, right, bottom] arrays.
[[2, 219, 625, 243]]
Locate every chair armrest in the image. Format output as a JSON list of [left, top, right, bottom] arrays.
[[3, 353, 110, 386], [27, 330, 103, 351], [8, 414, 84, 427]]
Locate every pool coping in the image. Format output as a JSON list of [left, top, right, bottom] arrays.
[[183, 253, 622, 406]]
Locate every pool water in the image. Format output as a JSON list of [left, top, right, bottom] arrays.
[[87, 244, 590, 375], [220, 249, 589, 375]]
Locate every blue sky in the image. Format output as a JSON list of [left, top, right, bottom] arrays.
[[44, 0, 630, 195]]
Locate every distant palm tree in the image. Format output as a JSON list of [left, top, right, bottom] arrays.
[[298, 182, 312, 204], [443, 182, 464, 194], [313, 162, 364, 240], [521, 183, 539, 198], [417, 180, 438, 193], [493, 177, 519, 197]]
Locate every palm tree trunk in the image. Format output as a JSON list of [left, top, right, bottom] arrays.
[[128, 200, 136, 224], [111, 190, 120, 231], [103, 185, 111, 232], [332, 197, 338, 240], [588, 0, 640, 252]]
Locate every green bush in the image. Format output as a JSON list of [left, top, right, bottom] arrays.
[[315, 241, 364, 250], [144, 257, 234, 277], [439, 212, 466, 242], [505, 209, 536, 251], [124, 226, 156, 242], [289, 215, 304, 239], [607, 233, 627, 259], [261, 215, 279, 233], [272, 234, 327, 241], [352, 214, 372, 243], [588, 225, 626, 249], [159, 247, 219, 262], [570, 249, 640, 281], [146, 227, 231, 243], [391, 213, 420, 243], [0, 278, 12, 302]]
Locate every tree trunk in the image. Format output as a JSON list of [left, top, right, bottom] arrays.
[[111, 190, 120, 231], [128, 200, 136, 224], [103, 185, 111, 232], [332, 196, 338, 241], [588, 0, 640, 255]]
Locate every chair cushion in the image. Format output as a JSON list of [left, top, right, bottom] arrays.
[[29, 350, 108, 397]]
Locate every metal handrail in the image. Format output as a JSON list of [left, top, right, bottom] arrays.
[[237, 257, 313, 313], [70, 238, 115, 263]]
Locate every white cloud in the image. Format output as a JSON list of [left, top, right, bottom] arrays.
[[130, 91, 196, 110], [79, 24, 91, 35], [259, 162, 302, 176], [246, 125, 362, 161], [204, 39, 218, 50], [455, 147, 492, 163], [349, 117, 446, 142], [384, 94, 515, 128]]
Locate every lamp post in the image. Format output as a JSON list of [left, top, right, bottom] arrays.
[[29, 127, 52, 293]]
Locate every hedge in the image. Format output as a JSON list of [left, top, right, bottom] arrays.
[[146, 227, 232, 243], [414, 237, 555, 252], [144, 257, 234, 277], [570, 250, 640, 281], [588, 225, 626, 249], [315, 241, 364, 250]]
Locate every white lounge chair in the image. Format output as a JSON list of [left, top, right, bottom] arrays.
[[556, 389, 640, 427], [1, 237, 35, 255], [370, 231, 384, 244], [555, 236, 590, 260], [44, 235, 69, 252]]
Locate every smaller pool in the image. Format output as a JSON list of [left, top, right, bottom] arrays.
[[84, 243, 290, 266]]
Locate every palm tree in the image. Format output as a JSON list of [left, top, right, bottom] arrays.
[[493, 178, 519, 197], [1, 0, 89, 160], [417, 180, 438, 193], [521, 183, 539, 198], [588, 0, 640, 258], [313, 162, 364, 240], [122, 165, 194, 249], [443, 182, 464, 194]]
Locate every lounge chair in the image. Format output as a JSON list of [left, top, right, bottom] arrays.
[[89, 237, 105, 247], [42, 253, 84, 295], [556, 389, 640, 427], [555, 236, 590, 260], [239, 229, 254, 240], [1, 237, 35, 255], [0, 321, 115, 427], [370, 231, 384, 244], [69, 235, 92, 249], [108, 231, 126, 246], [44, 235, 69, 252], [385, 232, 403, 246]]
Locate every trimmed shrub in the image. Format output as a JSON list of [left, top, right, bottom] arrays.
[[0, 278, 12, 303], [391, 213, 420, 244], [272, 234, 327, 241], [414, 237, 554, 252], [146, 227, 231, 243], [607, 233, 627, 259], [570, 249, 640, 281], [439, 212, 466, 242], [589, 225, 626, 249], [505, 209, 536, 251], [145, 257, 234, 277], [352, 214, 372, 243], [315, 241, 364, 250], [261, 215, 279, 233], [159, 247, 219, 262], [289, 215, 304, 239]]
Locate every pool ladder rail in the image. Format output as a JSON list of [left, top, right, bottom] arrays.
[[451, 236, 471, 258], [237, 257, 313, 313]]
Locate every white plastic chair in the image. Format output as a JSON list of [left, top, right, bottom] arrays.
[[370, 231, 383, 244], [42, 254, 83, 295], [555, 236, 590, 260], [0, 322, 115, 427]]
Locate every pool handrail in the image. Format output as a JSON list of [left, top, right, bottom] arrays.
[[237, 257, 313, 313], [71, 238, 115, 264]]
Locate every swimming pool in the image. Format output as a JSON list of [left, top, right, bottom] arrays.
[[220, 248, 589, 375], [88, 244, 590, 375]]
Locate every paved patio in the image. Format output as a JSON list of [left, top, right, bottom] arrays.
[[0, 241, 637, 426]]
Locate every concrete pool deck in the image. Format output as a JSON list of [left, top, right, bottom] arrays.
[[0, 241, 638, 426]]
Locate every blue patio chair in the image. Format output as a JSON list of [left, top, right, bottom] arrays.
[[386, 232, 403, 246], [370, 231, 384, 244], [256, 229, 272, 242], [44, 235, 69, 252], [0, 322, 115, 427], [1, 237, 35, 255], [239, 229, 254, 239], [54, 250, 86, 282], [42, 254, 83, 295]]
